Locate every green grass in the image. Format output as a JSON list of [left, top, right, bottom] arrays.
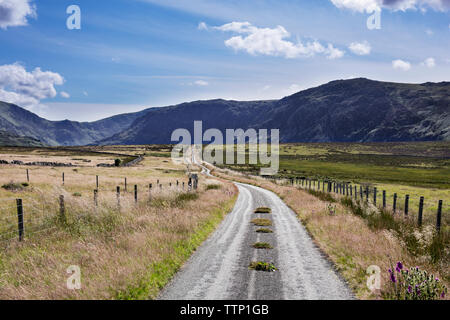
[[249, 261, 277, 272], [251, 218, 272, 226], [115, 196, 237, 300], [205, 184, 222, 191], [256, 228, 273, 233], [254, 207, 272, 214], [252, 242, 273, 249]]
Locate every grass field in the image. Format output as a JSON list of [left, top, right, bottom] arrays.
[[0, 146, 237, 299]]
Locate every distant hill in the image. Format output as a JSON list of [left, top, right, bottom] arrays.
[[1, 78, 449, 146], [99, 78, 450, 144], [0, 130, 45, 147], [0, 101, 151, 146]]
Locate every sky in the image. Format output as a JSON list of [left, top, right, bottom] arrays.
[[0, 0, 449, 121]]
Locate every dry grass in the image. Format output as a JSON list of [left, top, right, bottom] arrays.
[[0, 151, 238, 299], [210, 164, 448, 300]]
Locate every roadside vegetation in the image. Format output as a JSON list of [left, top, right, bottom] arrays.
[[0, 146, 237, 299]]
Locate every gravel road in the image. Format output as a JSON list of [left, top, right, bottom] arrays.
[[158, 179, 353, 300]]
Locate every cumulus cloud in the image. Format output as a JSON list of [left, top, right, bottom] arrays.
[[392, 59, 411, 71], [421, 57, 436, 67], [348, 41, 372, 55], [0, 0, 36, 29], [214, 22, 344, 59], [330, 0, 449, 12], [0, 63, 64, 108]]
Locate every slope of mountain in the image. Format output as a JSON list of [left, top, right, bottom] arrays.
[[0, 102, 151, 146], [0, 130, 45, 147], [99, 78, 450, 144]]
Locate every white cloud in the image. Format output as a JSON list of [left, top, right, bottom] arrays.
[[425, 28, 434, 36], [285, 84, 305, 95], [0, 0, 36, 29], [198, 21, 208, 30], [60, 91, 70, 98], [392, 59, 411, 71], [0, 63, 64, 108], [214, 22, 345, 59], [348, 41, 371, 55], [194, 80, 209, 86], [330, 0, 449, 12], [421, 57, 436, 67]]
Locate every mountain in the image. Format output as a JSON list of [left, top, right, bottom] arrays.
[[0, 130, 45, 147], [0, 101, 151, 146], [1, 78, 448, 146], [99, 78, 450, 144]]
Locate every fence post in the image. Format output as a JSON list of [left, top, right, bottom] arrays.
[[96, 175, 99, 189], [355, 186, 357, 200], [360, 186, 363, 199], [134, 185, 138, 203], [16, 199, 24, 241], [26, 169, 29, 182], [404, 195, 409, 217], [62, 172, 65, 186], [373, 187, 377, 206], [418, 196, 424, 227], [393, 193, 397, 213], [383, 191, 386, 209], [59, 195, 65, 222], [436, 200, 442, 233], [116, 186, 120, 209], [125, 178, 127, 192], [94, 189, 98, 207], [350, 185, 353, 197]]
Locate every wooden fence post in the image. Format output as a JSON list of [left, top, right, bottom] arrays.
[[26, 169, 29, 182], [404, 195, 409, 216], [355, 186, 357, 200], [62, 172, 65, 186], [373, 187, 377, 206], [125, 178, 127, 192], [59, 195, 65, 222], [134, 185, 138, 203], [360, 186, 363, 199], [436, 200, 442, 233], [16, 199, 24, 241], [96, 175, 99, 189], [94, 189, 98, 207], [393, 193, 397, 213], [350, 185, 353, 197], [418, 196, 424, 227], [383, 190, 386, 209], [116, 186, 121, 209]]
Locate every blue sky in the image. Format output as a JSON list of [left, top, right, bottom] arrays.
[[0, 0, 449, 121]]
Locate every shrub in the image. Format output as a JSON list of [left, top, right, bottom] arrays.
[[114, 159, 122, 167], [2, 181, 25, 191], [387, 262, 447, 300], [72, 192, 82, 197]]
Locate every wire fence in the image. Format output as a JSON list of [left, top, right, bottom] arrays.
[[268, 176, 448, 231], [0, 176, 198, 244]]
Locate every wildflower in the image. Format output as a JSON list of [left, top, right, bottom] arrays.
[[396, 262, 403, 271], [390, 273, 396, 283], [441, 291, 445, 298], [408, 286, 412, 293]]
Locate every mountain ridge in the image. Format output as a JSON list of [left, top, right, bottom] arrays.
[[0, 78, 449, 146]]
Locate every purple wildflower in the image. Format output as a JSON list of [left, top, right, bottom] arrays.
[[390, 273, 396, 283], [441, 292, 445, 298], [408, 286, 412, 293], [396, 262, 403, 271]]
